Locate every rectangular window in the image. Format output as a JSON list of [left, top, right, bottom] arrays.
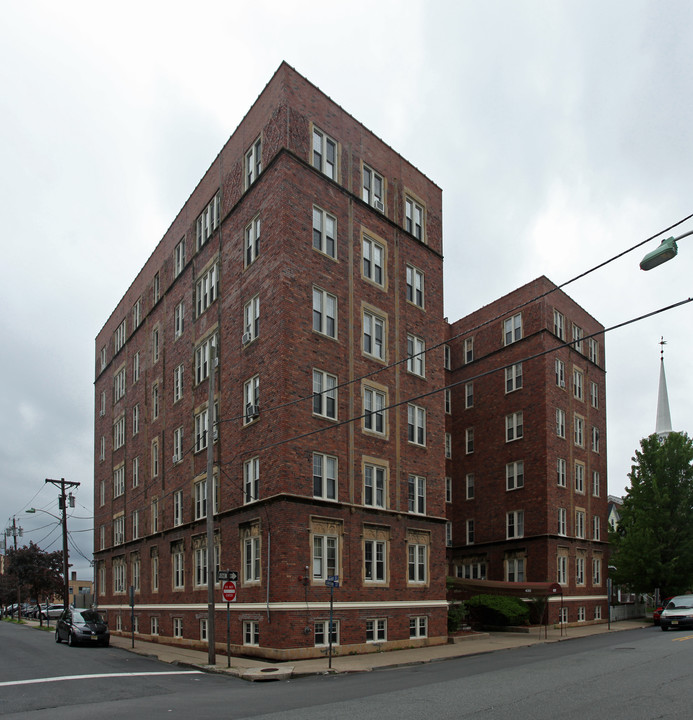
[[408, 475, 426, 514], [245, 215, 260, 267], [558, 507, 567, 536], [113, 466, 125, 498], [592, 470, 600, 497], [363, 386, 386, 434], [557, 458, 567, 487], [113, 415, 125, 450], [244, 536, 261, 583], [153, 272, 160, 304], [172, 426, 183, 464], [151, 438, 159, 478], [113, 557, 126, 593], [194, 477, 218, 520], [312, 127, 337, 179], [553, 310, 565, 339], [100, 346, 107, 371], [151, 555, 159, 592], [466, 473, 475, 499], [593, 516, 601, 540], [575, 510, 585, 539], [445, 388, 452, 414], [458, 561, 487, 580], [133, 351, 140, 383], [506, 461, 524, 490], [575, 462, 585, 493], [364, 463, 386, 508], [114, 368, 126, 402], [133, 299, 141, 329], [173, 490, 183, 527], [507, 510, 524, 539], [114, 319, 127, 354], [313, 453, 337, 500], [195, 263, 219, 317], [506, 557, 525, 582], [132, 456, 139, 488], [151, 382, 159, 420], [557, 555, 567, 584], [466, 427, 474, 454], [556, 408, 566, 438], [366, 618, 387, 642], [593, 557, 602, 585], [506, 412, 523, 442], [174, 238, 186, 278], [174, 301, 185, 339], [592, 426, 600, 452], [245, 137, 262, 188], [195, 403, 218, 451], [559, 607, 568, 624], [407, 404, 426, 446], [406, 334, 425, 376], [362, 235, 384, 285], [196, 192, 220, 250], [314, 620, 339, 647], [505, 363, 523, 393], [364, 539, 386, 582], [406, 265, 424, 307], [243, 375, 260, 424], [576, 556, 585, 584], [588, 338, 599, 364], [590, 381, 599, 408], [313, 369, 337, 420], [362, 164, 384, 209], [243, 295, 260, 344], [409, 616, 428, 639], [151, 499, 159, 534], [445, 432, 452, 459], [464, 337, 474, 364], [462, 382, 472, 408], [504, 313, 522, 345], [446, 521, 453, 547], [173, 363, 184, 403], [195, 334, 218, 385], [100, 390, 106, 416], [572, 324, 583, 352], [363, 310, 386, 360], [313, 534, 338, 580], [577, 607, 586, 622], [100, 435, 105, 462], [132, 404, 139, 435], [312, 206, 336, 258], [555, 358, 566, 388], [574, 415, 584, 447], [113, 516, 125, 546], [243, 621, 260, 646], [243, 457, 259, 504], [405, 196, 424, 241], [445, 476, 452, 503], [573, 368, 584, 401], [313, 287, 337, 338], [444, 344, 451, 370], [407, 544, 427, 583], [194, 547, 208, 587], [173, 618, 183, 638], [466, 519, 475, 545]]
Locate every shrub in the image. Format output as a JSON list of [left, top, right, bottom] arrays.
[[448, 602, 467, 632], [467, 594, 530, 626]]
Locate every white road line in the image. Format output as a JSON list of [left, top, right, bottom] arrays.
[[0, 670, 203, 687]]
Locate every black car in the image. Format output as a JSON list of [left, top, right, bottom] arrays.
[[55, 608, 110, 647]]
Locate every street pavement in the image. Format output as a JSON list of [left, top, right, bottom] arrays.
[[20, 617, 650, 681]]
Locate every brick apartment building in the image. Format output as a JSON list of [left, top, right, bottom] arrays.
[[93, 62, 449, 659], [445, 277, 609, 623]]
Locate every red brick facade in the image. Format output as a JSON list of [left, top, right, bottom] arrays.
[[445, 277, 609, 624]]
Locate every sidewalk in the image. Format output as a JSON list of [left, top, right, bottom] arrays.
[[24, 618, 650, 681]]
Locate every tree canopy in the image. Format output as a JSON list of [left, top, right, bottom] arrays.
[[610, 431, 693, 596], [5, 542, 64, 605]]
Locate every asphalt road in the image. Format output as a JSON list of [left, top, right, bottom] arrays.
[[1, 622, 691, 719]]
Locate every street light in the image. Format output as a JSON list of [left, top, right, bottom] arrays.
[[640, 229, 693, 270]]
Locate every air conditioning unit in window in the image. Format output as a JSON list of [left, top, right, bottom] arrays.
[[246, 404, 260, 421], [372, 199, 385, 212], [172, 454, 180, 465], [241, 331, 252, 346]]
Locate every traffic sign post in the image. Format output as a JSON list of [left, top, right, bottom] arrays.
[[222, 581, 237, 602], [325, 575, 339, 668], [219, 571, 237, 668]]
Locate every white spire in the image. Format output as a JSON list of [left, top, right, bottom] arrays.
[[656, 337, 672, 439]]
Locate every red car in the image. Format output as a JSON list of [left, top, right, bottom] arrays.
[[653, 597, 674, 625]]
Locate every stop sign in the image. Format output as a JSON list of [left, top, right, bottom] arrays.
[[222, 580, 237, 602]]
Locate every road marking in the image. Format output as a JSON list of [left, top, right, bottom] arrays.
[[672, 634, 693, 642], [0, 671, 203, 688]]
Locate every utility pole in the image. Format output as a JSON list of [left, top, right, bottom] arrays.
[[5, 518, 23, 618], [45, 478, 80, 608], [206, 344, 217, 666]]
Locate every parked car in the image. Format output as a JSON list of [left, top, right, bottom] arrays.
[[660, 595, 693, 631], [40, 604, 65, 620], [653, 596, 674, 625], [55, 608, 109, 647]]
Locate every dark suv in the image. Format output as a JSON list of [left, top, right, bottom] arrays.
[[55, 608, 110, 647]]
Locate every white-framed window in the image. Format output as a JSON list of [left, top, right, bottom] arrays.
[[405, 196, 424, 241], [132, 461, 140, 491], [313, 452, 337, 500], [505, 363, 523, 392], [151, 438, 159, 478], [174, 301, 185, 339], [132, 404, 139, 435], [559, 607, 568, 624], [364, 463, 386, 508], [576, 555, 585, 584], [113, 466, 125, 498], [244, 457, 259, 504], [362, 164, 384, 209], [506, 556, 525, 582], [407, 404, 426, 446], [555, 358, 566, 388], [313, 287, 337, 338], [113, 415, 125, 450], [245, 136, 262, 188], [153, 272, 160, 304], [243, 620, 260, 646], [151, 499, 159, 534], [506, 412, 523, 442], [363, 386, 386, 434], [195, 263, 219, 317], [445, 521, 453, 546], [196, 192, 220, 250], [151, 616, 160, 635], [575, 510, 586, 539], [245, 215, 260, 267], [590, 381, 599, 408], [366, 618, 387, 642], [312, 206, 336, 258], [593, 557, 602, 585], [466, 473, 475, 499], [243, 295, 260, 344], [445, 476, 452, 503], [557, 458, 567, 487], [364, 539, 386, 582], [113, 516, 125, 546], [408, 474, 426, 514], [592, 426, 600, 452], [409, 616, 428, 639], [313, 534, 338, 580], [313, 369, 337, 420], [558, 507, 567, 536], [194, 476, 219, 520], [465, 427, 474, 454], [363, 309, 386, 360], [458, 561, 487, 580], [504, 313, 522, 345], [406, 265, 424, 307], [99, 435, 105, 462], [199, 618, 207, 641], [173, 618, 183, 638], [553, 309, 565, 339], [556, 408, 566, 438], [133, 351, 140, 383], [194, 546, 208, 587], [99, 525, 105, 551], [595, 605, 602, 620], [114, 319, 127, 354], [407, 543, 427, 583], [99, 480, 105, 507], [243, 375, 260, 424], [574, 415, 584, 447], [100, 346, 107, 371], [173, 490, 183, 527], [174, 238, 186, 278], [506, 510, 524, 539], [575, 462, 585, 493], [314, 620, 339, 647], [195, 334, 218, 385], [466, 519, 475, 544], [406, 334, 425, 377], [592, 470, 600, 497], [114, 368, 126, 402], [593, 516, 601, 541], [464, 337, 474, 364], [362, 235, 384, 285], [113, 557, 126, 593], [173, 363, 184, 403], [573, 368, 584, 401], [588, 338, 599, 364], [100, 390, 106, 416], [465, 382, 474, 409], [151, 382, 159, 420], [572, 324, 583, 353], [557, 554, 567, 584], [132, 299, 141, 329], [506, 461, 524, 490], [131, 554, 140, 590], [312, 127, 337, 179], [445, 388, 452, 413], [445, 432, 452, 459], [244, 535, 261, 583], [444, 344, 451, 370]]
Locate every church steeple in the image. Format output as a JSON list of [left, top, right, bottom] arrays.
[[656, 337, 673, 439]]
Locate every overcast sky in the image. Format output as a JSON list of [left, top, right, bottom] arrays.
[[2, 0, 692, 579]]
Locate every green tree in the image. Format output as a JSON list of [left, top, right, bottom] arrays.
[[610, 432, 693, 596], [6, 542, 64, 608]]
